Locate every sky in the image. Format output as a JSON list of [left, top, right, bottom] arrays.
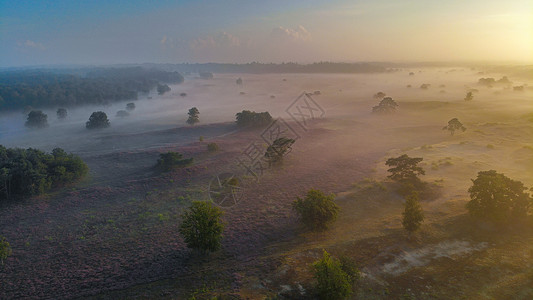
[[1, 0, 532, 67]]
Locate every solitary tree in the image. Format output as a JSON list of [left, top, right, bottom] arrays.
[[402, 192, 424, 237], [157, 84, 171, 95], [155, 152, 193, 172], [313, 250, 356, 300], [236, 77, 243, 85], [179, 201, 224, 253], [187, 107, 200, 125], [443, 118, 466, 136], [464, 92, 473, 101], [86, 111, 110, 129], [126, 103, 135, 111], [116, 110, 129, 117], [293, 189, 339, 230], [25, 110, 49, 128], [264, 137, 295, 166], [372, 97, 398, 114], [0, 235, 12, 265], [385, 154, 425, 185], [56, 108, 67, 120], [466, 170, 532, 223]]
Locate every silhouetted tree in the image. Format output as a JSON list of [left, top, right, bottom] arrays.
[[464, 92, 473, 101], [126, 102, 135, 111], [25, 111, 48, 128], [443, 118, 466, 135], [236, 77, 243, 85], [264, 137, 295, 166], [56, 108, 67, 120], [402, 192, 424, 236], [86, 111, 110, 129], [157, 83, 171, 95], [372, 97, 398, 114], [116, 110, 130, 117], [187, 107, 200, 125], [313, 250, 356, 300], [467, 170, 532, 223], [293, 189, 339, 230], [179, 201, 224, 253], [235, 110, 273, 127], [386, 154, 425, 186]]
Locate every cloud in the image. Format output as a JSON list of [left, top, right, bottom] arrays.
[[271, 25, 311, 42], [190, 32, 240, 50], [17, 40, 46, 50]]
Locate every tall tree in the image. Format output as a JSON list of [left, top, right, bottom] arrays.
[[402, 192, 424, 236], [443, 118, 466, 135], [25, 110, 49, 128], [187, 107, 200, 125], [385, 154, 425, 185], [179, 201, 224, 253]]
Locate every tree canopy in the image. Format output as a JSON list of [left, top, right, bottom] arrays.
[[86, 111, 110, 129], [186, 107, 200, 125], [402, 192, 424, 235], [264, 137, 295, 166], [157, 83, 171, 95], [443, 118, 466, 135], [179, 201, 224, 253], [293, 189, 339, 230], [372, 97, 398, 114], [0, 236, 12, 265], [313, 250, 357, 300], [385, 154, 425, 184], [155, 152, 193, 172], [235, 110, 273, 127], [56, 108, 67, 120], [25, 110, 49, 129]]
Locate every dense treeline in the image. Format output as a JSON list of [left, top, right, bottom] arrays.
[[0, 67, 184, 111], [0, 146, 88, 201]]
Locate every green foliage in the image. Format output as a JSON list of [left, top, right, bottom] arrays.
[[385, 154, 425, 185], [155, 152, 193, 172], [86, 111, 110, 129], [402, 192, 424, 234], [264, 137, 295, 166], [0, 236, 12, 265], [56, 108, 67, 120], [0, 146, 88, 201], [235, 110, 273, 127], [466, 170, 532, 223], [25, 110, 49, 128], [157, 83, 171, 95], [313, 250, 355, 300], [179, 201, 224, 252], [207, 143, 219, 152], [187, 107, 200, 125], [443, 118, 466, 135], [293, 189, 339, 230], [372, 97, 398, 114]]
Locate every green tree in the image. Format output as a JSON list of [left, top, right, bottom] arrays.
[[443, 118, 466, 135], [466, 170, 532, 223], [235, 110, 273, 127], [157, 83, 171, 95], [236, 77, 243, 85], [179, 201, 224, 252], [25, 110, 49, 128], [56, 108, 67, 120], [264, 137, 295, 166], [126, 102, 135, 111], [385, 154, 425, 185], [0, 235, 12, 265], [207, 143, 219, 152], [372, 97, 398, 114], [187, 107, 200, 125], [293, 189, 339, 230], [86, 111, 110, 129], [464, 92, 473, 101], [155, 152, 193, 172], [313, 250, 354, 300], [402, 192, 424, 236]]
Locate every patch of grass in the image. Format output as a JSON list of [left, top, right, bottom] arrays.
[[486, 144, 495, 149]]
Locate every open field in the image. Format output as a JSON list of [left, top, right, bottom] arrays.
[[1, 68, 532, 299]]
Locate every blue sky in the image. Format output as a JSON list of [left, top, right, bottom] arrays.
[[1, 0, 531, 67]]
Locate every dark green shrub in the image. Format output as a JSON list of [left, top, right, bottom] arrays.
[[314, 250, 355, 300], [293, 189, 339, 230], [207, 143, 219, 152], [86, 111, 110, 129], [25, 110, 49, 128], [179, 201, 224, 252], [155, 152, 193, 172], [0, 236, 12, 265], [235, 110, 272, 127], [402, 192, 424, 235]]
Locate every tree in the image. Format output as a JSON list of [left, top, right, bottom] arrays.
[[385, 154, 425, 185], [57, 108, 67, 120], [235, 110, 273, 127], [466, 170, 532, 223], [420, 83, 430, 89], [187, 107, 200, 125], [126, 102, 135, 111], [155, 152, 193, 172], [116, 110, 129, 117], [0, 236, 12, 265], [313, 250, 354, 300], [179, 201, 224, 252], [264, 137, 295, 166], [373, 91, 386, 99], [443, 118, 466, 136], [293, 189, 339, 230], [25, 110, 49, 128], [402, 192, 424, 236], [372, 97, 398, 114], [236, 77, 243, 85], [207, 143, 219, 152], [86, 111, 110, 129], [157, 83, 171, 95], [464, 92, 473, 101], [199, 72, 214, 79]]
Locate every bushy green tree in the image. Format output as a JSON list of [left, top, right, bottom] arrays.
[[372, 97, 398, 114], [467, 170, 532, 223], [86, 111, 110, 129], [179, 201, 224, 252], [56, 108, 67, 120], [443, 118, 466, 135], [264, 137, 295, 166], [157, 84, 171, 95], [402, 192, 424, 235], [385, 154, 425, 185], [235, 110, 273, 127], [25, 110, 49, 128], [0, 236, 12, 265], [155, 152, 193, 172], [293, 189, 339, 230], [313, 250, 355, 300], [187, 107, 200, 125]]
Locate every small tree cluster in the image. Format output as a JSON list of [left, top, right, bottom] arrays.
[[187, 107, 200, 125], [293, 189, 339, 230], [56, 108, 67, 120], [157, 84, 171, 95], [25, 110, 49, 128], [0, 236, 12, 265], [402, 192, 424, 236], [207, 143, 219, 152], [372, 97, 398, 114], [86, 111, 110, 129], [264, 137, 295, 166], [155, 152, 193, 172], [313, 250, 359, 300], [235, 110, 273, 127], [179, 201, 224, 253], [443, 118, 466, 135]]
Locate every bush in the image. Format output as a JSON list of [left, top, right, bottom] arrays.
[[25, 110, 49, 128], [86, 111, 110, 129], [235, 110, 273, 127], [293, 189, 339, 230], [179, 201, 224, 252], [466, 170, 532, 223], [207, 143, 219, 152], [0, 236, 12, 265], [402, 192, 424, 235], [56, 108, 67, 120], [155, 152, 193, 172], [264, 137, 295, 166], [0, 146, 88, 201], [313, 250, 355, 300], [126, 102, 135, 111], [372, 97, 398, 114]]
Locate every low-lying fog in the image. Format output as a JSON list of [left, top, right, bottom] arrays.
[[0, 68, 531, 159]]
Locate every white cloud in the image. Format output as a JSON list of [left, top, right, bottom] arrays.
[[271, 25, 311, 42], [190, 32, 240, 50], [17, 39, 46, 50]]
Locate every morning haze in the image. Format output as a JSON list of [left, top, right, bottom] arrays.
[[0, 0, 532, 299]]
